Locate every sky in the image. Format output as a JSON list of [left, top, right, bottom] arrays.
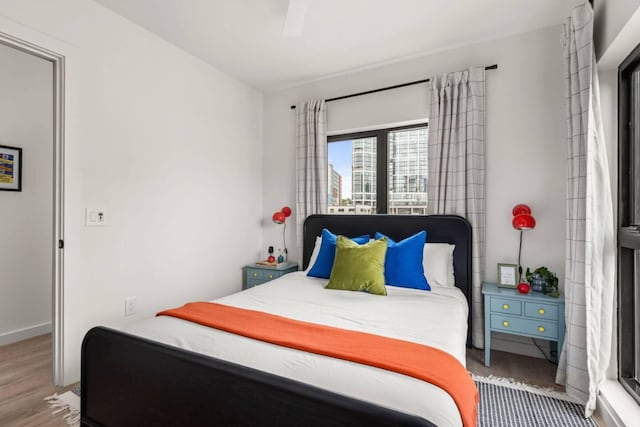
[[328, 140, 352, 199]]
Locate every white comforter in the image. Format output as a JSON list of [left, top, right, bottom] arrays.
[[123, 272, 469, 426]]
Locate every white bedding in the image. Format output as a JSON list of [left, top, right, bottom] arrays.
[[123, 272, 469, 426]]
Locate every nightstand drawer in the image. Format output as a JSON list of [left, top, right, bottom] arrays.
[[490, 298, 522, 315], [263, 271, 282, 281], [524, 302, 559, 320], [490, 314, 559, 340], [246, 268, 264, 281]]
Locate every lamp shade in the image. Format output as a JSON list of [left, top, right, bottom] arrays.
[[512, 213, 536, 230], [272, 211, 286, 224], [512, 204, 532, 216], [281, 206, 292, 217]]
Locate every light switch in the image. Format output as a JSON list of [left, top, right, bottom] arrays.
[[86, 208, 107, 226]]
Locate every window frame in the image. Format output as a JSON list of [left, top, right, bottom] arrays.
[[618, 40, 640, 405], [327, 122, 428, 214]]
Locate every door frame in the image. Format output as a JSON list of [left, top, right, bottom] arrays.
[[0, 31, 65, 386]]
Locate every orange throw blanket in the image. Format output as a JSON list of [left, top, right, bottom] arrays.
[[158, 302, 478, 426]]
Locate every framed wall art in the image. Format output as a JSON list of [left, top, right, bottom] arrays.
[[0, 145, 22, 191], [497, 263, 518, 288]]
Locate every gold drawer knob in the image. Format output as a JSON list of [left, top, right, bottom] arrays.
[[503, 321, 509, 327], [268, 274, 273, 279], [538, 326, 545, 333], [503, 304, 509, 310], [538, 308, 545, 315], [252, 272, 258, 277]]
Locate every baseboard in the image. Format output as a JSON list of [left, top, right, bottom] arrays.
[[491, 332, 549, 359], [0, 322, 52, 345], [597, 379, 640, 427], [597, 393, 623, 427]]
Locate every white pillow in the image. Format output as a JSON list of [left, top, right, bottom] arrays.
[[423, 243, 455, 288], [304, 236, 322, 272]]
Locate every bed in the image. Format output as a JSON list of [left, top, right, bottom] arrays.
[[81, 214, 473, 427]]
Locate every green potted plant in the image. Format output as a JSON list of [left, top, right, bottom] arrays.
[[525, 266, 560, 297]]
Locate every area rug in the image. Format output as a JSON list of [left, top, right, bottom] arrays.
[[474, 375, 598, 427], [45, 387, 80, 427]]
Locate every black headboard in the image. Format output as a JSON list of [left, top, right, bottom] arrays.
[[303, 214, 473, 347]]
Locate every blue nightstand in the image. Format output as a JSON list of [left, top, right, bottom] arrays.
[[482, 282, 565, 367]]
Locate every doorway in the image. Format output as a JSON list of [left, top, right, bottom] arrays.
[[0, 32, 65, 386]]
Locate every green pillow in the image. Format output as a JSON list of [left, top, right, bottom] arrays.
[[326, 236, 388, 296]]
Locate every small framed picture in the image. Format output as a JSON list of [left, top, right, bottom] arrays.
[[0, 145, 22, 192], [497, 263, 518, 288]]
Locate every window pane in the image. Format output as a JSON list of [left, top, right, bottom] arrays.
[[632, 65, 640, 225], [327, 140, 350, 209], [387, 127, 428, 215], [327, 137, 376, 215], [636, 249, 640, 382], [623, 247, 640, 383], [633, 65, 640, 382], [631, 64, 640, 384], [619, 51, 640, 404]]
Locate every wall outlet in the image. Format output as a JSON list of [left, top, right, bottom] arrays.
[[124, 296, 136, 317]]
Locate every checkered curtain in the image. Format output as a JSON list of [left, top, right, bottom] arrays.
[[427, 67, 486, 348], [296, 100, 328, 261], [556, 3, 615, 417]]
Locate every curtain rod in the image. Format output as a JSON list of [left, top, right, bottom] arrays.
[[290, 64, 497, 109]]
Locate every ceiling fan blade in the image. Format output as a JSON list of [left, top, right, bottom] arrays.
[[282, 0, 309, 38]]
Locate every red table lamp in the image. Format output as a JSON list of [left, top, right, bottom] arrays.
[[272, 206, 292, 262], [512, 204, 536, 284]]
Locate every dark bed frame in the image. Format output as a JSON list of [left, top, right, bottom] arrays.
[[81, 214, 471, 427]]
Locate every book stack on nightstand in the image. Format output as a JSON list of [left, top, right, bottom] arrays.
[[244, 262, 298, 289], [482, 282, 565, 367]]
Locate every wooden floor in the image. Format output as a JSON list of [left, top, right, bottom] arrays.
[[466, 347, 564, 390], [1, 334, 601, 426], [0, 334, 77, 427]]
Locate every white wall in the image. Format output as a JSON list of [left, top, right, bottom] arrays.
[[262, 26, 567, 358], [594, 0, 640, 60], [0, 43, 53, 344], [264, 26, 566, 284], [0, 0, 264, 384]]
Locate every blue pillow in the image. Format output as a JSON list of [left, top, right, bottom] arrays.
[[375, 231, 430, 290], [307, 229, 370, 279]]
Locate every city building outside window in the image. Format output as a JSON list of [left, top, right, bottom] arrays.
[[327, 124, 428, 215]]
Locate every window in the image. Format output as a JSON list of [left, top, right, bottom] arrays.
[[618, 42, 640, 404], [327, 124, 428, 214]]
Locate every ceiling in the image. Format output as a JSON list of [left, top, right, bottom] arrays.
[[95, 0, 571, 92]]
